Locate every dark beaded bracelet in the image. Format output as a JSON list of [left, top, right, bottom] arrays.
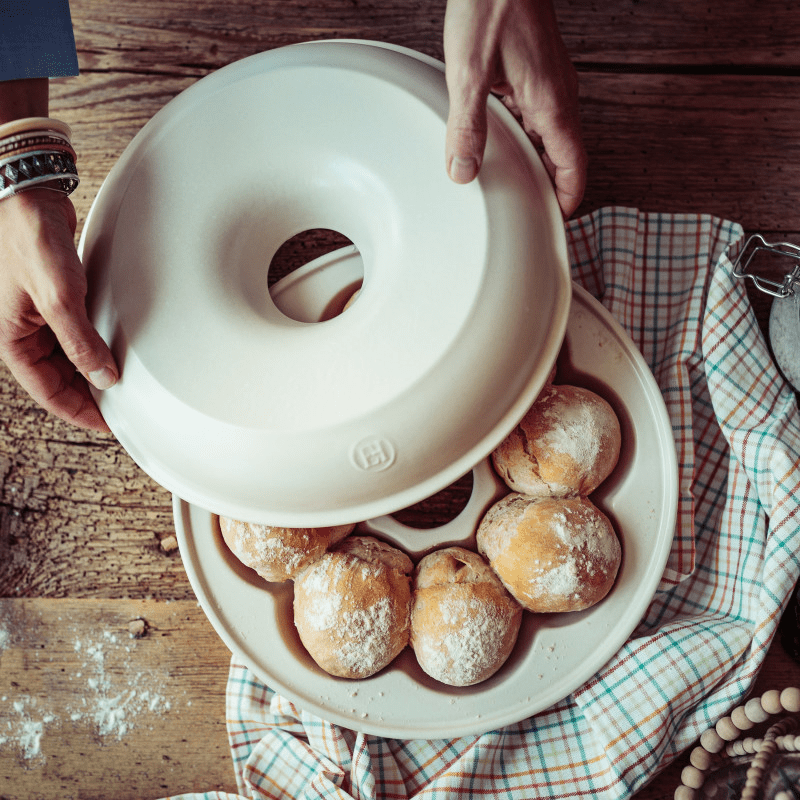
[[0, 149, 79, 200]]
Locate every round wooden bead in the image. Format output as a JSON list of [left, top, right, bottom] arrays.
[[700, 728, 726, 754], [742, 736, 757, 753], [744, 697, 770, 724], [742, 771, 764, 800], [728, 741, 745, 756], [716, 715, 740, 741], [775, 792, 793, 800], [746, 763, 764, 778], [780, 686, 800, 713], [761, 689, 783, 715], [731, 705, 754, 731], [680, 765, 704, 790], [754, 743, 773, 760], [751, 752, 772, 773], [689, 745, 712, 770], [674, 786, 697, 800]]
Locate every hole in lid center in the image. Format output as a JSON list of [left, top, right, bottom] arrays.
[[268, 228, 362, 322]]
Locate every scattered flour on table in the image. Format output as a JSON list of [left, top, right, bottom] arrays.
[[70, 630, 174, 737], [0, 618, 182, 762], [0, 697, 55, 760]]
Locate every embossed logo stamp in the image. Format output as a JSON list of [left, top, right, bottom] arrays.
[[350, 437, 396, 472]]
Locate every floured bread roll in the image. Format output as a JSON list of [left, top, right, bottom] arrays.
[[293, 536, 412, 679], [477, 494, 621, 613], [492, 384, 621, 498], [219, 517, 353, 583], [411, 547, 522, 687]]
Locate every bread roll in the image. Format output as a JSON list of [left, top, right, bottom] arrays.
[[476, 494, 621, 613], [343, 287, 360, 310], [293, 536, 412, 679], [219, 516, 353, 583], [411, 547, 522, 686], [491, 384, 621, 497]]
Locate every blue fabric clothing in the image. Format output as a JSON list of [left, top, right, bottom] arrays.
[[0, 0, 78, 81]]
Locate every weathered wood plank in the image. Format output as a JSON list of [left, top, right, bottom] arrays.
[[558, 0, 800, 67], [66, 0, 800, 74], [70, 0, 447, 77], [0, 379, 185, 599], [576, 73, 800, 232], [0, 599, 235, 800]]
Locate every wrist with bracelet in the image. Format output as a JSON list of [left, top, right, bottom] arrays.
[[0, 116, 79, 201]]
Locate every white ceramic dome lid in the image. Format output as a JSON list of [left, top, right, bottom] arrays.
[[80, 39, 571, 526]]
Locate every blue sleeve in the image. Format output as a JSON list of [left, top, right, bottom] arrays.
[[0, 0, 79, 81]]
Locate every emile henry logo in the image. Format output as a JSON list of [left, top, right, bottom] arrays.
[[350, 436, 396, 472]]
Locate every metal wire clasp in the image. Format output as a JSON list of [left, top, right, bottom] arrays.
[[732, 234, 800, 298]]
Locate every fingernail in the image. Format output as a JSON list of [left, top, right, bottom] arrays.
[[88, 367, 117, 391], [450, 156, 478, 183]]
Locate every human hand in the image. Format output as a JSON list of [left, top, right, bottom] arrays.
[[0, 188, 117, 432], [443, 0, 587, 218]]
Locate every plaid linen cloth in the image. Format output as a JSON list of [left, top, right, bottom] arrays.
[[164, 207, 800, 800]]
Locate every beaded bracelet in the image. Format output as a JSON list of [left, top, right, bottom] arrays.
[[0, 132, 75, 159], [675, 687, 800, 800], [0, 117, 79, 200], [0, 150, 79, 200], [1, 140, 77, 164]]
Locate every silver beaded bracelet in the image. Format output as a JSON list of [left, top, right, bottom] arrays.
[[0, 148, 79, 201]]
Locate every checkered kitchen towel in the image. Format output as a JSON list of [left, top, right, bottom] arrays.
[[165, 207, 800, 800]]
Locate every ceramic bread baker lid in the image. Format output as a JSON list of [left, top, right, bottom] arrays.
[[79, 40, 571, 526]]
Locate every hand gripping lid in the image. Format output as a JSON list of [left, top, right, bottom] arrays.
[[80, 40, 571, 526]]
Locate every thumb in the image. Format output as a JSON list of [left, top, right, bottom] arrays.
[[26, 192, 120, 391], [40, 284, 119, 390], [48, 302, 118, 391], [445, 79, 489, 184], [32, 260, 118, 391]]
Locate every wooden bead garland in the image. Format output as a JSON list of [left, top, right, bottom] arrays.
[[674, 687, 800, 799]]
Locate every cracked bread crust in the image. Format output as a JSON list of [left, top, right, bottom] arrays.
[[491, 384, 621, 497], [476, 494, 621, 613]]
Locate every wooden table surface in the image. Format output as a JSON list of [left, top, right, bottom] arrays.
[[2, 1, 800, 797]]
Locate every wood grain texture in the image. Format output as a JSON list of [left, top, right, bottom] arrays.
[[576, 73, 800, 231], [0, 599, 234, 799], [1, 0, 800, 797], [558, 1, 800, 67], [66, 0, 800, 72], [70, 0, 447, 77], [0, 386, 184, 599]]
